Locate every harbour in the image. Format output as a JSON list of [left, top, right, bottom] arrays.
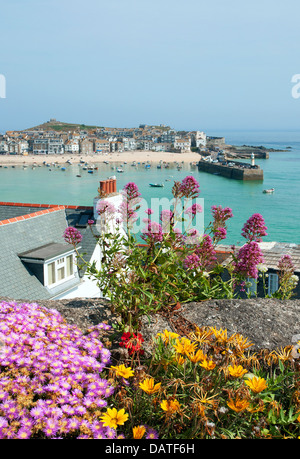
[[197, 158, 264, 180]]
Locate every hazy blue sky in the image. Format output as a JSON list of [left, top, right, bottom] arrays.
[[1, 0, 300, 133]]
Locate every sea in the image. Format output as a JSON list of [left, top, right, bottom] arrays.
[[1, 130, 300, 246]]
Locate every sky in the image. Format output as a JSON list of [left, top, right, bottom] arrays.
[[1, 0, 300, 133]]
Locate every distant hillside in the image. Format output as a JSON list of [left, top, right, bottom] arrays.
[[25, 120, 103, 132]]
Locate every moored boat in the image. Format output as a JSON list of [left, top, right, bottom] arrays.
[[149, 183, 164, 187], [263, 188, 275, 193]]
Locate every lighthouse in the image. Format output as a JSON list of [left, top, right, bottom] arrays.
[[251, 152, 255, 167]]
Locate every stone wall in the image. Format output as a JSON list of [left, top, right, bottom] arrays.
[[2, 296, 300, 353]]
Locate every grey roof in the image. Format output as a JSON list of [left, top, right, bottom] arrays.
[[0, 204, 98, 278], [64, 208, 99, 276], [0, 209, 80, 300], [259, 242, 300, 272], [220, 241, 300, 273], [19, 242, 74, 261]]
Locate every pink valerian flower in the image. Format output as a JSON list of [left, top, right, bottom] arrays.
[[185, 228, 201, 245], [241, 213, 268, 242], [211, 205, 233, 226], [233, 241, 264, 279], [118, 182, 142, 228], [186, 234, 217, 271], [183, 253, 201, 270], [172, 176, 200, 199], [160, 209, 174, 223], [277, 254, 295, 275], [179, 176, 200, 198], [141, 221, 163, 243], [96, 200, 116, 216], [87, 220, 94, 225], [160, 209, 174, 232], [63, 227, 83, 246], [211, 205, 233, 241], [213, 226, 227, 241], [184, 202, 203, 217]]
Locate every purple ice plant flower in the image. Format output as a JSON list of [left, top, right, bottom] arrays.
[[0, 300, 115, 439]]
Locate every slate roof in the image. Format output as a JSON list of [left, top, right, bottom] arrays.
[[0, 203, 99, 301], [19, 242, 75, 261], [219, 242, 300, 273], [259, 242, 300, 272]]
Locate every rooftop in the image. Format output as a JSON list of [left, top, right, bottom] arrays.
[[0, 202, 99, 300]]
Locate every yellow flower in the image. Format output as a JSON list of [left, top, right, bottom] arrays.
[[100, 408, 129, 429], [231, 333, 254, 352], [174, 354, 185, 365], [186, 349, 205, 363], [245, 376, 267, 393], [110, 364, 134, 378], [199, 356, 216, 371], [227, 397, 250, 413], [139, 378, 161, 395], [210, 326, 230, 345], [173, 337, 197, 356], [228, 364, 248, 378], [156, 329, 179, 345], [188, 326, 213, 345], [160, 399, 180, 414], [132, 425, 146, 439]]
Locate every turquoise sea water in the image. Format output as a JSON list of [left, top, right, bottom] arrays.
[[0, 130, 299, 246]]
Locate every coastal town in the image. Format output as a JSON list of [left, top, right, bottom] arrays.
[[0, 118, 220, 156]]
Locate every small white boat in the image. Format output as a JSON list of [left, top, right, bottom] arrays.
[[117, 168, 124, 173], [263, 188, 275, 193]]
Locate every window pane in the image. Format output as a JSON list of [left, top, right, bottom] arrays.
[[48, 262, 56, 285], [66, 255, 73, 276], [247, 278, 257, 296], [57, 267, 65, 281], [268, 274, 278, 295]]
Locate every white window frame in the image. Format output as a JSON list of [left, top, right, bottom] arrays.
[[268, 273, 279, 295], [44, 252, 77, 288]]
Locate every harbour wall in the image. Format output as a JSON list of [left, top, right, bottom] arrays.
[[197, 160, 264, 180]]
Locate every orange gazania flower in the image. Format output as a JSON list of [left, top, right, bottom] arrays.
[[186, 349, 205, 364], [173, 337, 197, 356], [139, 378, 161, 395], [156, 329, 180, 345], [199, 356, 216, 371], [110, 364, 135, 379], [100, 408, 129, 429], [228, 364, 248, 378], [245, 376, 268, 393], [132, 425, 146, 439], [174, 354, 185, 365], [227, 397, 250, 413], [160, 399, 181, 414]]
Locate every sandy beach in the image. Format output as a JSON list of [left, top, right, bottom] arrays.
[[0, 150, 201, 166]]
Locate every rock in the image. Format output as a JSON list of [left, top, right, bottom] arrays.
[[1, 296, 300, 352]]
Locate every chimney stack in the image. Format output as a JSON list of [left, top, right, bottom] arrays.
[[98, 178, 117, 197]]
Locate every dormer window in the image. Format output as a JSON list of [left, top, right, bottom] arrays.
[[46, 253, 75, 287], [19, 243, 78, 288]]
